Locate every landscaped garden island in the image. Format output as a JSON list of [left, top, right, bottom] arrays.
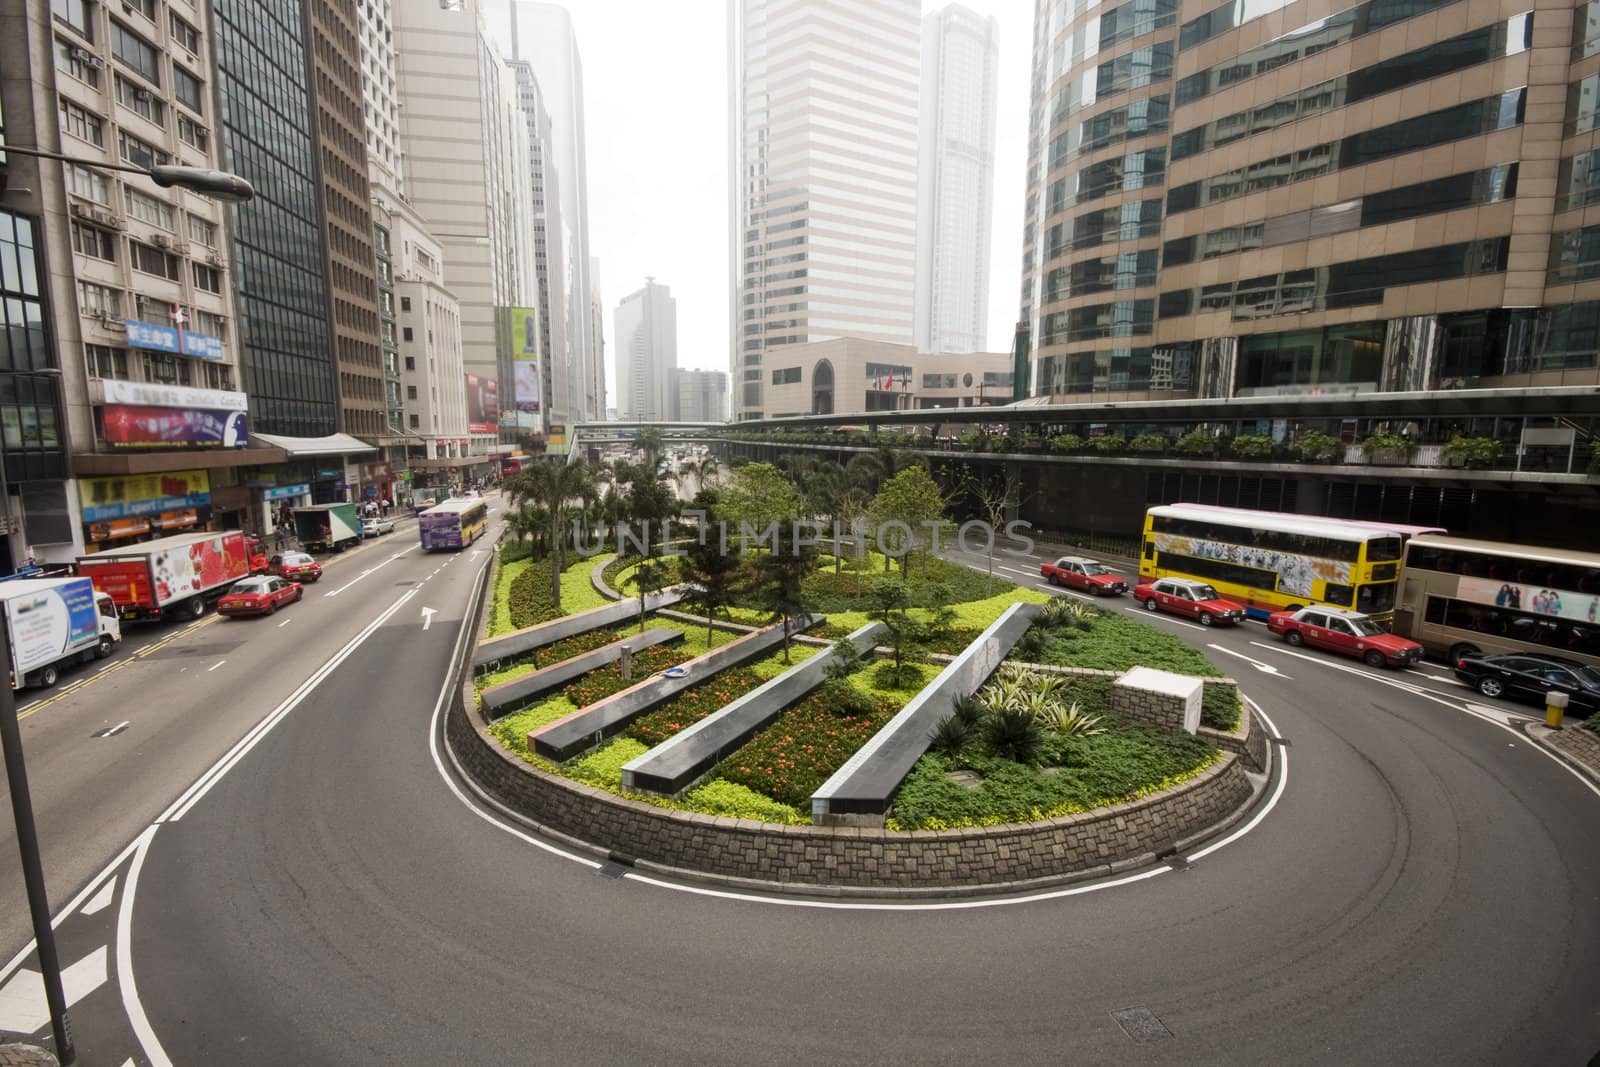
[[444, 447, 1269, 891]]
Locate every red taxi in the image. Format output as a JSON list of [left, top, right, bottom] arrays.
[[1132, 578, 1246, 626], [1040, 556, 1128, 597], [1268, 607, 1422, 668], [269, 551, 323, 583], [218, 575, 303, 617]]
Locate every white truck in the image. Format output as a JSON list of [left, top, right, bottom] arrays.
[[1, 577, 122, 690]]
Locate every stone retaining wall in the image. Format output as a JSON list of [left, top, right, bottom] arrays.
[[1548, 724, 1600, 776], [448, 681, 1255, 889]]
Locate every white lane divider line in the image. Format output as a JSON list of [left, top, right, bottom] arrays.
[[118, 828, 170, 1067], [277, 618, 292, 628], [0, 945, 108, 1036], [81, 878, 116, 916], [207, 661, 225, 673], [93, 721, 131, 739]]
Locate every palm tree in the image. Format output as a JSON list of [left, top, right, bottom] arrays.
[[636, 426, 666, 473], [845, 452, 885, 494], [515, 459, 597, 612]]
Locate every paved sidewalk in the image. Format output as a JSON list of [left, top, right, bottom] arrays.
[[1525, 720, 1600, 782], [0, 1045, 57, 1066]]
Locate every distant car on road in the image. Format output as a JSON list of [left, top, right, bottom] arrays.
[[218, 575, 303, 617], [1132, 578, 1246, 626], [1040, 556, 1128, 596], [1267, 606, 1422, 668], [1452, 653, 1600, 715], [361, 516, 396, 537], [268, 551, 322, 584]]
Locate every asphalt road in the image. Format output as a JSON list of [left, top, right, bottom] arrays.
[[1, 511, 1597, 1064]]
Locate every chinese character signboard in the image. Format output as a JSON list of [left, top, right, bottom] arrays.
[[124, 319, 225, 361], [81, 470, 211, 522]]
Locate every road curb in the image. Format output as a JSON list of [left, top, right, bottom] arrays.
[[1522, 721, 1600, 785]]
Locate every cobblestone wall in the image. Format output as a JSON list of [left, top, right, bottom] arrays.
[[1549, 725, 1600, 776], [448, 680, 1254, 890]]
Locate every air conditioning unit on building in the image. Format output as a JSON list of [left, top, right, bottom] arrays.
[[206, 252, 224, 267], [151, 234, 177, 251], [134, 88, 154, 103], [70, 201, 95, 220], [92, 209, 124, 230]]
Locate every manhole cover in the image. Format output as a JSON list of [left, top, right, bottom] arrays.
[[945, 770, 983, 791]]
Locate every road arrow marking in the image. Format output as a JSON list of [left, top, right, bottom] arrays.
[[1208, 644, 1290, 677], [0, 946, 108, 1035], [81, 879, 115, 916], [470, 550, 482, 562], [421, 607, 437, 631]]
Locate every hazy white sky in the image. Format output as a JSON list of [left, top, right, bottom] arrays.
[[492, 0, 1035, 395]]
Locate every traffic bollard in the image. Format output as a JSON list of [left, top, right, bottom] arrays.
[[1545, 690, 1568, 729]]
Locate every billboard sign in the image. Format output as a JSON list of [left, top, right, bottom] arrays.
[[81, 470, 211, 523], [102, 405, 248, 449], [509, 306, 541, 415], [124, 319, 225, 361], [465, 373, 499, 435]]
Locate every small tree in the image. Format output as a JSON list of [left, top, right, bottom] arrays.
[[628, 557, 670, 632], [945, 463, 1026, 577], [716, 462, 802, 537], [866, 578, 927, 687], [867, 465, 946, 580], [752, 522, 815, 662], [679, 529, 740, 647]]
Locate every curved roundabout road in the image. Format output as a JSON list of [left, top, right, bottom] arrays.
[[5, 522, 1598, 1065]]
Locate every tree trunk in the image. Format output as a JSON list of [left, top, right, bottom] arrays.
[[549, 512, 563, 612]]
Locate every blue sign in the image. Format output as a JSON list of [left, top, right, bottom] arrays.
[[62, 579, 100, 647], [263, 483, 310, 500], [124, 319, 225, 362]]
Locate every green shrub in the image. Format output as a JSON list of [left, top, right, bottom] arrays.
[[1229, 434, 1274, 459], [1090, 433, 1126, 453], [1292, 430, 1343, 463], [1441, 435, 1503, 466], [1201, 683, 1242, 731], [984, 707, 1044, 764], [1016, 609, 1222, 676], [1128, 432, 1168, 454], [500, 539, 534, 564], [1174, 430, 1217, 457], [626, 666, 765, 746], [1049, 433, 1083, 453], [821, 677, 878, 717], [682, 779, 808, 824], [952, 694, 985, 728], [1020, 432, 1044, 452], [717, 685, 897, 807], [928, 713, 973, 756], [1361, 430, 1413, 454], [507, 560, 558, 629], [1011, 627, 1049, 662]]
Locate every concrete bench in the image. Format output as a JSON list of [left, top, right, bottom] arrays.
[[530, 615, 820, 761], [621, 622, 888, 796], [810, 601, 1043, 825], [473, 586, 685, 673], [479, 628, 682, 720]]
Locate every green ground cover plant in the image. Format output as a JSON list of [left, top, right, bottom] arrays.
[[1012, 605, 1222, 676], [715, 682, 898, 808], [487, 555, 532, 638], [1202, 683, 1242, 731]]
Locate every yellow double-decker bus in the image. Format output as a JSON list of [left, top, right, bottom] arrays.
[[1140, 504, 1443, 622]]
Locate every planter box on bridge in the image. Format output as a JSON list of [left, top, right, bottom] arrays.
[[810, 602, 1043, 826], [621, 621, 888, 796], [473, 586, 686, 674], [530, 615, 821, 762], [480, 628, 682, 721]]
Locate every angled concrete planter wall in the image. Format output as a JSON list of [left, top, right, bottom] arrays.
[[473, 587, 685, 674], [530, 615, 821, 762], [811, 602, 1044, 825], [621, 622, 889, 796], [480, 628, 682, 720]]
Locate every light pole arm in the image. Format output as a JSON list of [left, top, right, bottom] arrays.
[[1, 143, 151, 176], [2, 144, 255, 202]]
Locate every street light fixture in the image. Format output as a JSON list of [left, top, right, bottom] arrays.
[[1, 144, 256, 203]]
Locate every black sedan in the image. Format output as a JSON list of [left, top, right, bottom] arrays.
[[1453, 653, 1600, 716]]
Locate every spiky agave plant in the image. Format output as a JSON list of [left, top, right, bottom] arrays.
[[984, 706, 1043, 764], [1036, 700, 1105, 737]]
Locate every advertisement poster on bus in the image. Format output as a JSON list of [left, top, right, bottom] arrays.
[[1458, 577, 1600, 624], [1151, 532, 1350, 597], [465, 373, 499, 435]]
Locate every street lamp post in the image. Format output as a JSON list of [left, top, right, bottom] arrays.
[[0, 150, 254, 1065]]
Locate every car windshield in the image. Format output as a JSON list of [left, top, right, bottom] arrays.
[[233, 579, 269, 593], [286, 554, 312, 564], [1192, 585, 1220, 600], [1573, 665, 1600, 689], [1348, 617, 1384, 637]]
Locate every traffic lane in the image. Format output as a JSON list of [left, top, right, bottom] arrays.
[[130, 548, 503, 1065], [0, 533, 479, 960], [136, 556, 1600, 1059]]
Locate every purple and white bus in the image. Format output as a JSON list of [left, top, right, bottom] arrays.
[[418, 499, 489, 551]]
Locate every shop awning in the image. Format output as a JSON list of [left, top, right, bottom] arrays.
[[249, 432, 378, 457]]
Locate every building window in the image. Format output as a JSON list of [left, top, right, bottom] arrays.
[[402, 326, 413, 341], [85, 344, 128, 380], [404, 356, 415, 370], [400, 296, 411, 311], [190, 309, 226, 339], [70, 221, 116, 262], [140, 350, 188, 385], [124, 0, 155, 20], [408, 413, 420, 429], [406, 385, 417, 399], [77, 281, 121, 316], [109, 20, 160, 86], [173, 65, 203, 114], [55, 37, 101, 87], [130, 241, 178, 280], [65, 164, 112, 205], [176, 114, 208, 150], [124, 187, 174, 229], [114, 74, 165, 124], [58, 97, 104, 146], [187, 214, 217, 247], [118, 130, 168, 170], [192, 262, 220, 293], [169, 12, 199, 53], [201, 362, 233, 390], [770, 367, 802, 384]]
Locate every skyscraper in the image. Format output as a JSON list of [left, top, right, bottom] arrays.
[[510, 60, 569, 444], [614, 279, 677, 422], [915, 4, 998, 354], [509, 2, 602, 422], [730, 0, 922, 419]]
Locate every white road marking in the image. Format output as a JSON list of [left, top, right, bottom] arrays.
[[118, 829, 170, 1066], [1208, 644, 1289, 677], [323, 546, 416, 598], [81, 879, 115, 916], [0, 946, 108, 1036], [277, 618, 292, 628], [14, 700, 37, 714], [421, 606, 437, 631], [1124, 608, 1207, 631], [207, 661, 225, 673], [94, 721, 131, 739]]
